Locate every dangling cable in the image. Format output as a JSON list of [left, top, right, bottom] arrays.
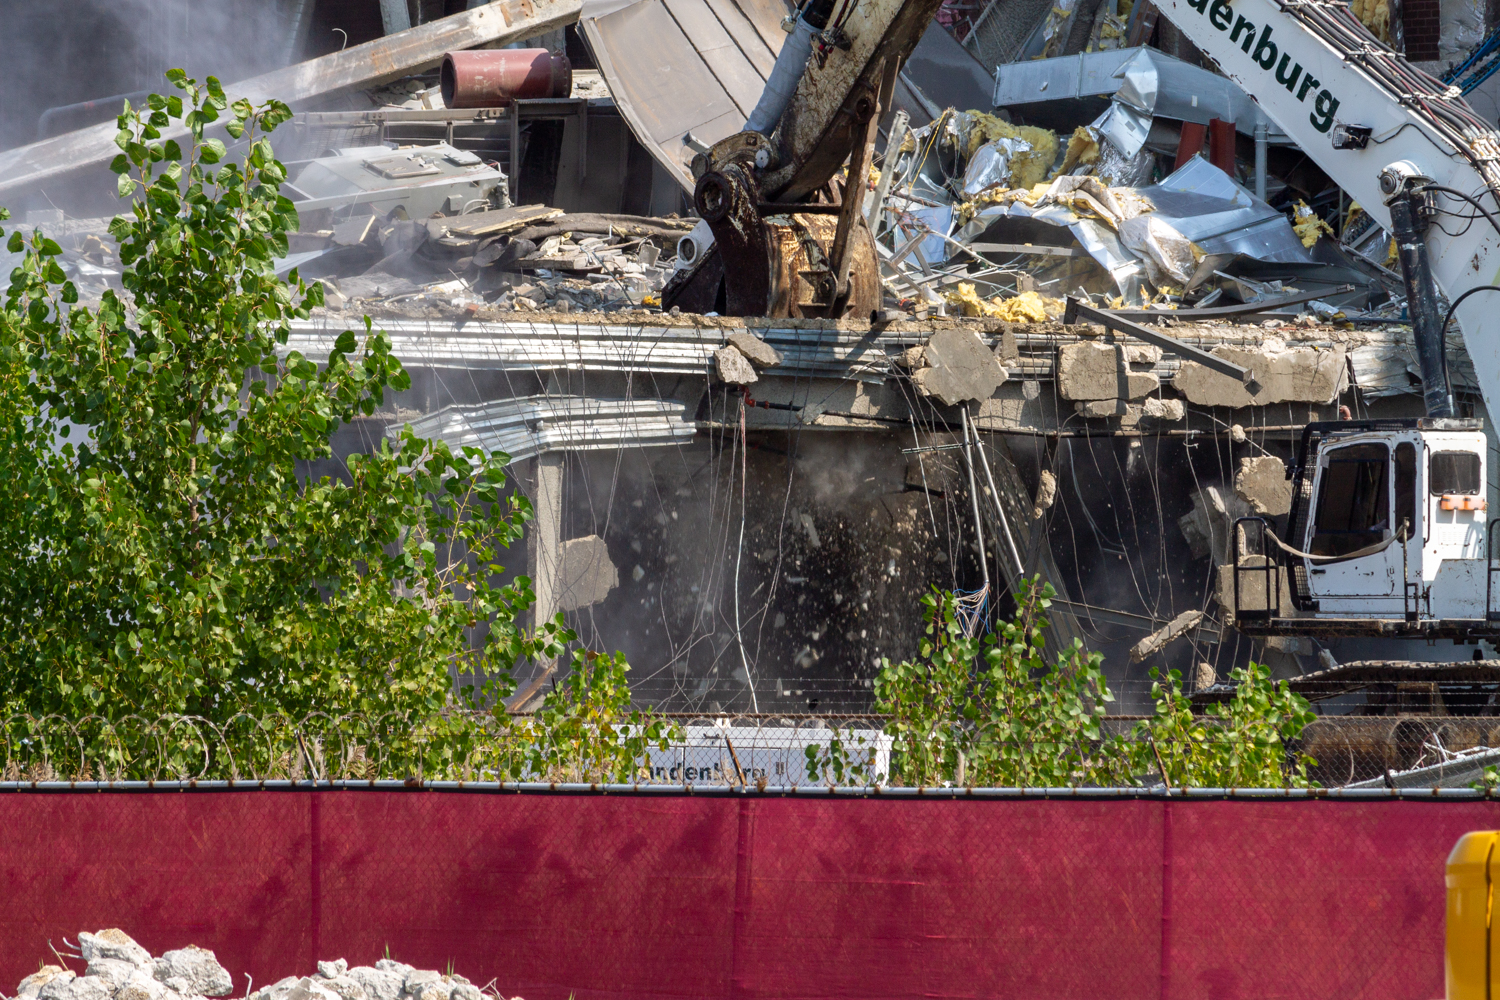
[[733, 391, 759, 713]]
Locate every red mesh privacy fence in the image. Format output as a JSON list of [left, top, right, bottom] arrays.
[[0, 791, 1491, 1000]]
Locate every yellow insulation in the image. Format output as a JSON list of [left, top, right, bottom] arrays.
[[1292, 201, 1334, 248], [1055, 127, 1101, 177], [945, 284, 1055, 322], [1350, 0, 1391, 43], [963, 110, 1060, 190]]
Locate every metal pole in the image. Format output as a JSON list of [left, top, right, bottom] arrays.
[[866, 110, 909, 236], [961, 409, 991, 595], [1253, 122, 1268, 202]]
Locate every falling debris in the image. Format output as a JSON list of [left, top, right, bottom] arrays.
[[1031, 470, 1057, 520], [1130, 610, 1206, 662], [1234, 456, 1293, 517], [558, 535, 619, 611]]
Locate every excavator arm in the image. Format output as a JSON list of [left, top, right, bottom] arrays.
[[1154, 0, 1500, 421]]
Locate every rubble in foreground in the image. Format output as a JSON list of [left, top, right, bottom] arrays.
[[9, 931, 519, 1000]]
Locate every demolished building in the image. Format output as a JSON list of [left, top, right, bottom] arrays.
[[8, 0, 1500, 783]]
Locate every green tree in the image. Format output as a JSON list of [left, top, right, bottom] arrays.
[[1134, 663, 1316, 788], [872, 580, 1115, 787], [864, 580, 1315, 789], [0, 73, 562, 773], [499, 650, 681, 783]]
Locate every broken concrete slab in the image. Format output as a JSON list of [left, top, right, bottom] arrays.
[[715, 346, 759, 385], [1130, 609, 1205, 662], [1234, 455, 1292, 516], [726, 332, 782, 368], [331, 215, 378, 247], [557, 535, 618, 611], [912, 329, 1008, 406], [1216, 558, 1294, 621], [1074, 399, 1131, 418], [1175, 344, 1346, 406], [1142, 397, 1186, 421], [1057, 341, 1159, 400], [445, 204, 563, 239]]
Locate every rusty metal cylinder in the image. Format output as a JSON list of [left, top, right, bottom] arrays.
[[441, 49, 572, 108]]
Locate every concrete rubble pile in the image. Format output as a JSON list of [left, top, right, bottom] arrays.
[[7, 931, 521, 1000]]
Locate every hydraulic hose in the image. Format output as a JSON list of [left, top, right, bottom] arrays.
[[745, 19, 817, 135], [744, 0, 841, 136]]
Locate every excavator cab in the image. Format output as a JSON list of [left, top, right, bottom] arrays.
[[1233, 418, 1492, 638]]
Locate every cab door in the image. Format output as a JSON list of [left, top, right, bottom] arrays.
[[1304, 441, 1403, 602]]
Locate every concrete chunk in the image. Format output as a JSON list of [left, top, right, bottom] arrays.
[[345, 970, 402, 1000], [714, 346, 758, 384], [1178, 485, 1252, 563], [1057, 341, 1157, 400], [1175, 344, 1345, 406], [1031, 469, 1057, 519], [912, 329, 1007, 405], [19, 969, 73, 1000], [1130, 610, 1205, 662], [80, 930, 152, 968], [1142, 397, 1185, 421], [557, 534, 618, 611], [114, 971, 168, 1000], [1234, 455, 1292, 516], [39, 978, 113, 1000], [154, 946, 233, 997], [726, 332, 781, 368], [1215, 558, 1295, 621], [1074, 399, 1131, 418]]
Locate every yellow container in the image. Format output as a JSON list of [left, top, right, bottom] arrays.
[[1448, 831, 1498, 1000]]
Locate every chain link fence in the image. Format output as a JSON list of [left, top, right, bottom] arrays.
[[7, 712, 1495, 788]]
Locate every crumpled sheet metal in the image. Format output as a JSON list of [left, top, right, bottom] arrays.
[[992, 46, 1286, 140], [1119, 214, 1195, 286], [579, 0, 787, 192], [1091, 101, 1153, 158], [395, 394, 696, 464], [956, 156, 1312, 298], [1348, 332, 1480, 399], [1144, 156, 1314, 264], [963, 138, 1033, 198], [284, 316, 898, 381]]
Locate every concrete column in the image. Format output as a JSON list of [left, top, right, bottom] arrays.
[[531, 450, 564, 632], [510, 450, 564, 711]]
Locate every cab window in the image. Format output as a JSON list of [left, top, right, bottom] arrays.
[[1430, 451, 1481, 495], [1311, 443, 1389, 558]]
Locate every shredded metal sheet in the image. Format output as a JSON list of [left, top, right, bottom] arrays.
[[580, 0, 789, 192], [993, 46, 1287, 140], [395, 394, 697, 463], [284, 316, 898, 380]]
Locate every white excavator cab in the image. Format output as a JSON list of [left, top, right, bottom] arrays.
[[1235, 419, 1492, 637]]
